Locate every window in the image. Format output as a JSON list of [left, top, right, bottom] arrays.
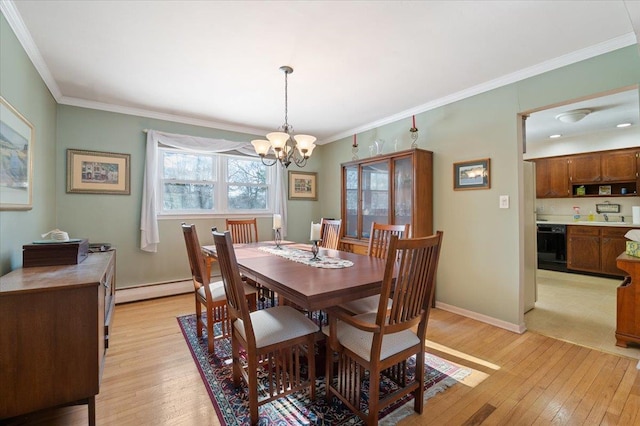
[[158, 148, 273, 215]]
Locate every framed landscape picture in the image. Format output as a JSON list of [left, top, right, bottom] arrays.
[[67, 149, 130, 194], [288, 171, 317, 200], [453, 158, 491, 190], [0, 97, 34, 210]]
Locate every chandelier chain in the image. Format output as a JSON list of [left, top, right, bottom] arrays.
[[283, 69, 289, 132]]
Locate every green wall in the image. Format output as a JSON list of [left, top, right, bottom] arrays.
[[55, 106, 321, 288], [0, 14, 57, 274], [322, 45, 640, 328]]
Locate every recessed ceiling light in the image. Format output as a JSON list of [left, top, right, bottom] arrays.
[[616, 123, 632, 128], [549, 134, 562, 139]]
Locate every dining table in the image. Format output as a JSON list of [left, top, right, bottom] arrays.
[[201, 241, 386, 312]]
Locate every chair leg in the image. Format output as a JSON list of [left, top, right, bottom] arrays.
[[307, 335, 316, 401], [414, 350, 425, 414], [367, 367, 381, 426], [247, 349, 260, 425], [206, 305, 214, 354], [195, 298, 203, 338], [231, 334, 242, 388]]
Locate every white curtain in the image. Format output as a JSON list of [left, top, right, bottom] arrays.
[[140, 129, 288, 252]]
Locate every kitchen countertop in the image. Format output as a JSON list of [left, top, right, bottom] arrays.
[[536, 219, 640, 228]]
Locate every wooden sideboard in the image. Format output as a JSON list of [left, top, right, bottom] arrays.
[[0, 251, 116, 424], [615, 253, 640, 348]]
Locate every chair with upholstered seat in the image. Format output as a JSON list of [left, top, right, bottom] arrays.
[[181, 223, 257, 354], [212, 229, 317, 425], [319, 218, 342, 250], [325, 231, 443, 426], [340, 222, 410, 314]]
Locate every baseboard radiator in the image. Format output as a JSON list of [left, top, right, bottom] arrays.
[[115, 276, 219, 304]]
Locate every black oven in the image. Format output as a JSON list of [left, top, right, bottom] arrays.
[[537, 224, 567, 272]]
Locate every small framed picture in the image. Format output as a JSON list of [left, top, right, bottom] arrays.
[[453, 158, 491, 190], [598, 185, 611, 195], [67, 149, 130, 194], [288, 171, 317, 200]]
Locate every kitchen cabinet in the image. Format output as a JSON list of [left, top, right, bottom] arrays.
[[615, 254, 640, 348], [569, 153, 601, 183], [0, 251, 116, 424], [569, 148, 638, 197], [533, 156, 570, 198], [567, 226, 601, 273], [567, 226, 632, 276], [340, 148, 433, 254], [535, 148, 638, 198]]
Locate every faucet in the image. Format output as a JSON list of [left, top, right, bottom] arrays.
[[603, 214, 609, 222]]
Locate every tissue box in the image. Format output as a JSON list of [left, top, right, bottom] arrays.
[[23, 239, 89, 267], [625, 241, 640, 258]]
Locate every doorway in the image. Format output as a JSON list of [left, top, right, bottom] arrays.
[[521, 87, 640, 359]]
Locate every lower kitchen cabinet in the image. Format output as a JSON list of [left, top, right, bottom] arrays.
[[567, 225, 632, 276]]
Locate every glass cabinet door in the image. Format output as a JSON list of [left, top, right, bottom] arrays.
[[344, 165, 359, 238], [394, 156, 412, 231], [361, 161, 389, 238]]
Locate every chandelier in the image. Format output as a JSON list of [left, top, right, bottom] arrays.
[[251, 66, 316, 168]]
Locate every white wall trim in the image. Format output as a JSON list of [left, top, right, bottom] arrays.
[[116, 280, 193, 304], [435, 301, 527, 334]]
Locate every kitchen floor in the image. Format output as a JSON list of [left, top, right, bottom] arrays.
[[525, 269, 640, 360]]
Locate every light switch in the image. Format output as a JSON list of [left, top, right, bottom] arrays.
[[499, 195, 509, 209]]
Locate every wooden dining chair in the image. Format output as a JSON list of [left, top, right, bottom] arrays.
[[212, 230, 317, 425], [225, 218, 273, 303], [319, 218, 342, 250], [181, 223, 257, 354], [225, 218, 259, 243], [325, 231, 443, 426], [340, 222, 410, 315]]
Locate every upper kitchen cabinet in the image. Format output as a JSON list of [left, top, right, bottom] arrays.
[[569, 148, 638, 197], [534, 156, 570, 198], [535, 148, 639, 198], [341, 148, 433, 254]]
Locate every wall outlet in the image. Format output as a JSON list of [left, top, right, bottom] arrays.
[[499, 195, 510, 209]]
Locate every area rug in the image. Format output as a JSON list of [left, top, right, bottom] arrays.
[[178, 313, 470, 425]]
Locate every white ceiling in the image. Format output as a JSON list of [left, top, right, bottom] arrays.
[[3, 0, 639, 144]]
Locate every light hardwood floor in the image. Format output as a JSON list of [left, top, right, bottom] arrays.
[[3, 293, 639, 425]]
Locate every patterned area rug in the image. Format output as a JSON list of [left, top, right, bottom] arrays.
[[177, 313, 470, 425]]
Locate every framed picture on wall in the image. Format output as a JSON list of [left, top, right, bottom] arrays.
[[288, 171, 318, 200], [453, 158, 491, 190], [0, 96, 34, 210], [67, 149, 131, 194]]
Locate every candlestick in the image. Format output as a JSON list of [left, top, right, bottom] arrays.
[[273, 214, 282, 230], [410, 115, 419, 148], [274, 228, 282, 249], [310, 240, 320, 261]]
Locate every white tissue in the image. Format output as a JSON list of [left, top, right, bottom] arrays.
[[41, 229, 70, 241], [624, 229, 640, 242]]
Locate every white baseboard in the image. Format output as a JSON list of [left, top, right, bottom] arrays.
[[115, 280, 193, 304], [435, 301, 526, 334]]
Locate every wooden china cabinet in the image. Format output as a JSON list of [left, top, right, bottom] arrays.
[[340, 148, 433, 254]]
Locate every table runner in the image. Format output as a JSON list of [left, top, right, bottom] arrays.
[[258, 245, 354, 269]]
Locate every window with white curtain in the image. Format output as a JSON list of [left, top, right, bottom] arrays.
[[158, 147, 274, 215]]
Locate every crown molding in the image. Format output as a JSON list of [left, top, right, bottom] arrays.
[[1, 0, 62, 100], [59, 96, 267, 138], [324, 32, 638, 144]]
